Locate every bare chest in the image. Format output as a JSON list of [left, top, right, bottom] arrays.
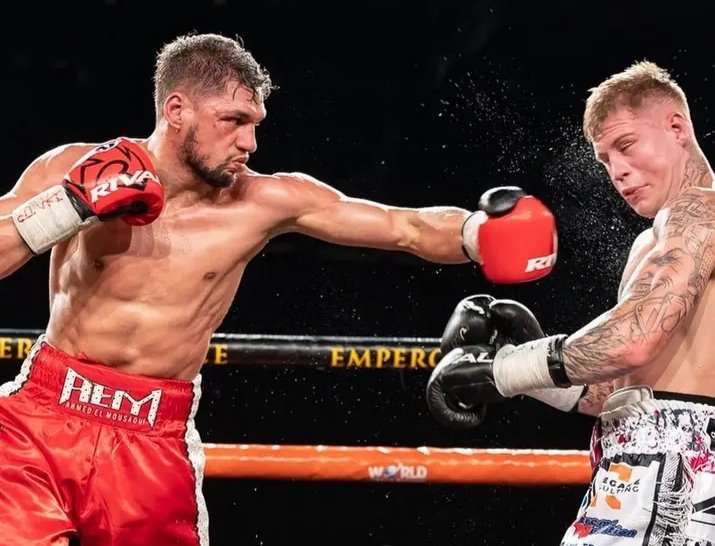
[[618, 234, 657, 302], [53, 204, 273, 300]]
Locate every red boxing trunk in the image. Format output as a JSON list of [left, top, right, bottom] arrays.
[[0, 338, 208, 546]]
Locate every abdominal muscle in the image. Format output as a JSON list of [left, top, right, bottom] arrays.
[[43, 213, 263, 380], [45, 294, 235, 380]]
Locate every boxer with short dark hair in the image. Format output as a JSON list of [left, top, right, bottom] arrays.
[[0, 32, 557, 545], [427, 61, 715, 545]]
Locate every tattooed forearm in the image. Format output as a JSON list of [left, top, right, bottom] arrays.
[[562, 187, 715, 385], [577, 382, 614, 416]]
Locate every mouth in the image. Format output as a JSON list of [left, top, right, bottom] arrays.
[[227, 159, 248, 172], [622, 186, 645, 202]]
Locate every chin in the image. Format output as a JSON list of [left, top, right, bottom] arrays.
[[632, 201, 659, 219], [204, 172, 235, 189]]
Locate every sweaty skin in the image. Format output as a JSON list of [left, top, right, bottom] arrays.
[[613, 219, 715, 394], [0, 83, 469, 379], [564, 102, 715, 415]]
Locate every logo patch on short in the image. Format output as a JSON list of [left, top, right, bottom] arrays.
[[707, 418, 715, 448]]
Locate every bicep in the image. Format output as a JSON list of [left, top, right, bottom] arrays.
[[275, 172, 409, 248], [617, 230, 653, 301], [296, 196, 408, 248]]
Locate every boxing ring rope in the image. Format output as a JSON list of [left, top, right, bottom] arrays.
[[0, 329, 592, 486], [0, 329, 442, 369], [204, 444, 591, 485]]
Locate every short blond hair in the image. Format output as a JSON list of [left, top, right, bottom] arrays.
[[583, 60, 689, 141]]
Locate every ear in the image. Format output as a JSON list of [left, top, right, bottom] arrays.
[[163, 92, 190, 131], [667, 111, 690, 145]]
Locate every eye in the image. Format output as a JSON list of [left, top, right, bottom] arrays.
[[618, 141, 633, 152]]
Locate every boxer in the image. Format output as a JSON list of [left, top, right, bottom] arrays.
[[427, 61, 715, 545], [0, 32, 557, 545]]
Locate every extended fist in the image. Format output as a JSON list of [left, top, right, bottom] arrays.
[[462, 187, 557, 284]]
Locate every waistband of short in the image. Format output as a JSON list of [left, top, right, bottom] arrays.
[[596, 386, 715, 457], [653, 390, 715, 406], [602, 386, 715, 415], [23, 338, 199, 435]]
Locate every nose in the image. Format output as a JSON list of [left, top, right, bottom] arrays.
[[236, 125, 258, 154], [610, 156, 630, 186]]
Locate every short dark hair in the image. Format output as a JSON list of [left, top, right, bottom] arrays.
[[153, 33, 275, 119]]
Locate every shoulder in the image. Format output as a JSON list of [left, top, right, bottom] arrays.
[[655, 186, 715, 238], [30, 142, 96, 174], [669, 185, 715, 211], [27, 137, 146, 178], [239, 170, 343, 210], [264, 171, 342, 195], [11, 142, 99, 197], [629, 228, 654, 255]]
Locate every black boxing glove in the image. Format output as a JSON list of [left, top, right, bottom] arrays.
[[489, 298, 546, 344], [439, 294, 497, 354], [427, 297, 586, 430], [426, 294, 502, 429], [425, 345, 498, 430]]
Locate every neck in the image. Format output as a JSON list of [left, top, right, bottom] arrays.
[[674, 145, 713, 193], [146, 126, 221, 206]]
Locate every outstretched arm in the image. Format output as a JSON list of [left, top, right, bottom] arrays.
[[285, 173, 469, 263], [271, 172, 557, 279]]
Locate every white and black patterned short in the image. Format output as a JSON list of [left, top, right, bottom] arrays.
[[561, 387, 715, 546]]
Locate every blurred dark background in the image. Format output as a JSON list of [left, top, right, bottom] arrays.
[[1, 0, 713, 544]]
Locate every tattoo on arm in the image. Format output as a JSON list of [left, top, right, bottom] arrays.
[[562, 186, 715, 384], [577, 383, 614, 416]]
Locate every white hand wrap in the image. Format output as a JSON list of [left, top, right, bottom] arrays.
[[526, 386, 586, 412], [493, 336, 584, 411], [492, 336, 571, 397], [492, 339, 554, 396], [461, 210, 487, 262], [11, 185, 97, 255]]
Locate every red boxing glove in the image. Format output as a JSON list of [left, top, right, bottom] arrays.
[[462, 187, 557, 284], [12, 138, 164, 255], [63, 137, 164, 226]]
